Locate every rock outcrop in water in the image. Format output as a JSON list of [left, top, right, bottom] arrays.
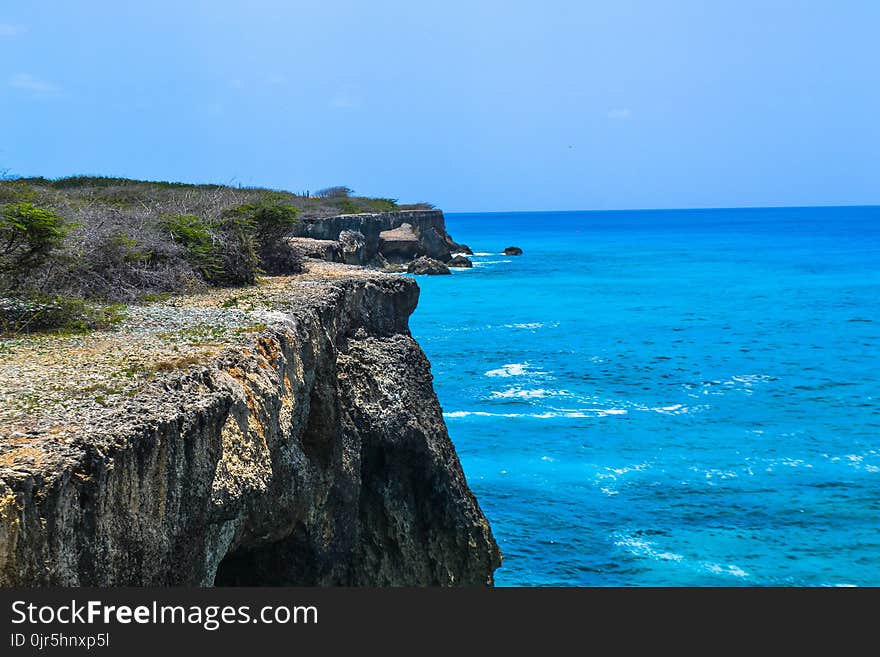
[[407, 257, 451, 276], [503, 246, 523, 256], [448, 255, 473, 268], [0, 264, 500, 586]]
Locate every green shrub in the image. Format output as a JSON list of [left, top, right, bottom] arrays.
[[162, 212, 265, 286], [333, 199, 361, 214], [161, 214, 224, 281], [0, 294, 126, 336], [367, 198, 399, 213], [228, 195, 299, 240], [0, 201, 69, 273], [227, 197, 302, 274], [210, 214, 260, 285]]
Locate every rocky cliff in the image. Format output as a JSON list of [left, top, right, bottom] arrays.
[[292, 210, 470, 266], [0, 263, 500, 586]]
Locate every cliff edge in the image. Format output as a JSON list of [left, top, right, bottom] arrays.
[[0, 262, 501, 585]]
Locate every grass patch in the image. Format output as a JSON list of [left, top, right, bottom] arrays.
[[150, 353, 209, 372]]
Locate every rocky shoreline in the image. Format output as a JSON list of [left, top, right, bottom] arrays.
[[0, 211, 503, 586]]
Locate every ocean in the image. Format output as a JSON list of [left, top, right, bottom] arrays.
[[407, 207, 880, 586]]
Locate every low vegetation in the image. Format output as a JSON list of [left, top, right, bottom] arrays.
[[0, 175, 431, 336]]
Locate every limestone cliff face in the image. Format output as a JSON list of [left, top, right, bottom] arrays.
[[293, 210, 468, 265], [0, 269, 501, 586]]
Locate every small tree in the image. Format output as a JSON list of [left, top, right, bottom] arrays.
[[227, 197, 302, 275], [0, 201, 68, 273], [314, 186, 354, 199], [161, 213, 232, 283]]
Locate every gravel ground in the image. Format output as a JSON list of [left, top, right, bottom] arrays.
[[0, 261, 388, 445]]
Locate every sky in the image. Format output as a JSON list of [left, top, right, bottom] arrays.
[[1, 1, 879, 212]]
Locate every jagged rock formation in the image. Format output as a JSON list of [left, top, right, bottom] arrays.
[[338, 230, 368, 266], [448, 255, 473, 268], [0, 264, 500, 586], [288, 237, 343, 262], [407, 257, 451, 275]]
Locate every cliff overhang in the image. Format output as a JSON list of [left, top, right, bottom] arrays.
[[0, 262, 501, 586]]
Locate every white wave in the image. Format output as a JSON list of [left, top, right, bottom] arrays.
[[470, 252, 494, 256], [685, 373, 776, 398], [490, 387, 567, 400], [485, 363, 530, 377], [443, 411, 523, 418], [443, 409, 612, 419], [569, 407, 628, 417], [598, 462, 651, 480], [824, 451, 880, 472], [703, 562, 749, 578], [652, 404, 683, 413], [614, 534, 749, 579], [730, 374, 775, 386], [701, 468, 739, 480], [614, 535, 684, 562], [645, 403, 709, 416], [503, 322, 544, 329]]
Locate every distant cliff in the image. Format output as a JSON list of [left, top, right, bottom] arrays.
[[291, 210, 471, 267], [0, 265, 501, 585]]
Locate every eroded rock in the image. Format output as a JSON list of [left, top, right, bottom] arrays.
[[406, 257, 451, 275]]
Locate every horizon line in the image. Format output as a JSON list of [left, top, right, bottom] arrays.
[[445, 202, 880, 215]]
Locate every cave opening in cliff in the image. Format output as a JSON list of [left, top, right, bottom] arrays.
[[213, 527, 319, 586]]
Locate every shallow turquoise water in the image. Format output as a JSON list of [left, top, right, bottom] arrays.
[[408, 207, 880, 586]]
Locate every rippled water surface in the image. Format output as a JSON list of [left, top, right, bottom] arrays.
[[408, 207, 880, 586]]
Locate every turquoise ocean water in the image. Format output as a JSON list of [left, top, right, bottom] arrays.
[[408, 207, 880, 586]]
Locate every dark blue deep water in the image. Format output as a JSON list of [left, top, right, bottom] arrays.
[[407, 207, 880, 586]]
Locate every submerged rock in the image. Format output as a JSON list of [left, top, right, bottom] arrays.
[[407, 256, 451, 275], [503, 246, 523, 256], [447, 255, 473, 268]]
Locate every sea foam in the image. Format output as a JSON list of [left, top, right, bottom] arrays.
[[485, 363, 531, 377]]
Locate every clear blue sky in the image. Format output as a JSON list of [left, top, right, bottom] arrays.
[[2, 1, 878, 212]]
